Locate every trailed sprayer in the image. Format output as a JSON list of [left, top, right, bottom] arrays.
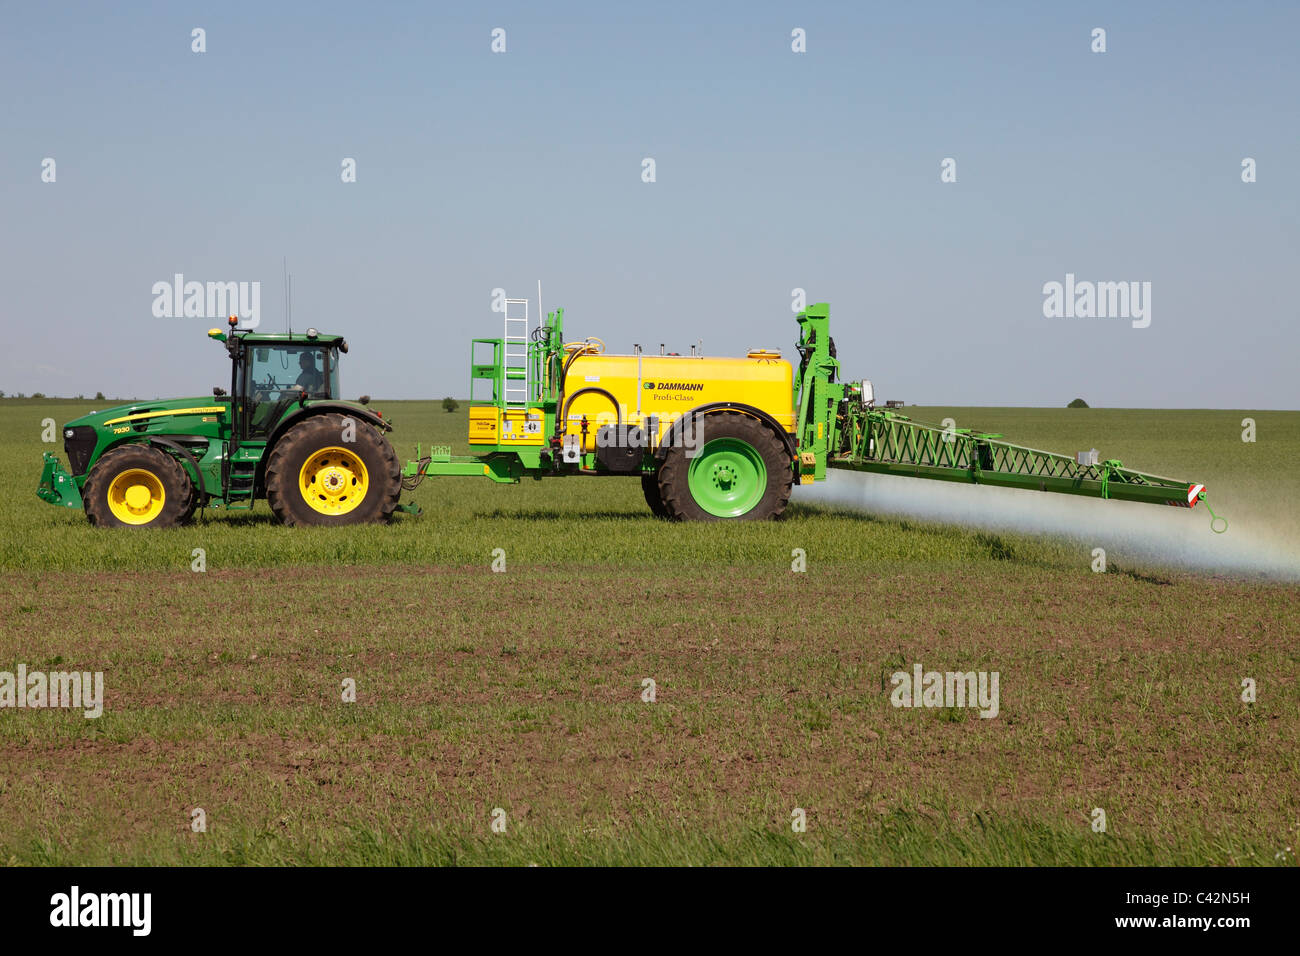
[[36, 301, 1223, 531]]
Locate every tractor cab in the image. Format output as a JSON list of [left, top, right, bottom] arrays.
[[209, 320, 349, 440], [240, 338, 342, 438]]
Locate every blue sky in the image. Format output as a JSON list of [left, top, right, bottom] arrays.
[[2, 1, 1296, 406]]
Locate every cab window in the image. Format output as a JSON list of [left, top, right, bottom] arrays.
[[242, 344, 339, 438]]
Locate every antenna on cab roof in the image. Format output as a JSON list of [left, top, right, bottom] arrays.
[[283, 257, 293, 337]]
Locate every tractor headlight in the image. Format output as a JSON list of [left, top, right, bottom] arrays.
[[63, 426, 98, 477]]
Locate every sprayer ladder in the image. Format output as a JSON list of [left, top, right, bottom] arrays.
[[503, 298, 530, 407]]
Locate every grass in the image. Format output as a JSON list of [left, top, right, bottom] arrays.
[[0, 399, 1296, 865]]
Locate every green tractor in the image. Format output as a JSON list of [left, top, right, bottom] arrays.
[[37, 316, 402, 528]]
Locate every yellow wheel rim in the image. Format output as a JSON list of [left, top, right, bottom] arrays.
[[106, 468, 166, 525], [299, 446, 368, 516]]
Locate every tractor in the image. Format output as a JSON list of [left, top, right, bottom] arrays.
[[37, 315, 402, 528]]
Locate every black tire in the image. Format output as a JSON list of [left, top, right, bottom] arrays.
[[657, 411, 793, 521], [83, 444, 193, 529], [264, 413, 400, 526], [172, 455, 202, 525], [642, 470, 670, 519], [178, 483, 200, 525]]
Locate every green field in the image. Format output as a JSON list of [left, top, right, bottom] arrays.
[[0, 400, 1296, 865]]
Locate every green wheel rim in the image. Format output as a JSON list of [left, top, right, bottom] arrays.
[[687, 437, 767, 517]]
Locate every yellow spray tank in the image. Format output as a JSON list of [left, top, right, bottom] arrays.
[[560, 345, 794, 454]]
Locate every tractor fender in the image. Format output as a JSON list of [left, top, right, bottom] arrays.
[[265, 403, 391, 447], [146, 435, 208, 503], [654, 402, 797, 462], [257, 403, 392, 489]]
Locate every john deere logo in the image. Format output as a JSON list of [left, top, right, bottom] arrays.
[[643, 381, 655, 389]]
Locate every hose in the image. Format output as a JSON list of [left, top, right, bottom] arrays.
[[561, 387, 622, 431], [1203, 498, 1228, 534], [553, 339, 604, 444], [402, 457, 431, 491]]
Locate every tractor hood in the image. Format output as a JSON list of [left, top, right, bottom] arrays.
[[63, 397, 229, 431], [59, 397, 231, 478]]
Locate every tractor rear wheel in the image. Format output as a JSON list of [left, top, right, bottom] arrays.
[[83, 444, 193, 529], [657, 411, 792, 521], [642, 470, 670, 519], [265, 413, 400, 526]]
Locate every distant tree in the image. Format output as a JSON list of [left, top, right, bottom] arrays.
[[94, 391, 105, 401], [30, 392, 45, 399], [442, 396, 460, 413], [0, 390, 5, 398], [1067, 398, 1089, 408]]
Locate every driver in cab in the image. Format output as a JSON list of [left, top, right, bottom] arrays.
[[294, 351, 324, 396]]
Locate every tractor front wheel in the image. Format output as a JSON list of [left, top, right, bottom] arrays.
[[657, 411, 792, 521], [265, 413, 400, 526], [83, 444, 193, 529]]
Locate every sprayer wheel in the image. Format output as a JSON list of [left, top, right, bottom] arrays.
[[642, 470, 670, 519], [657, 411, 792, 521]]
